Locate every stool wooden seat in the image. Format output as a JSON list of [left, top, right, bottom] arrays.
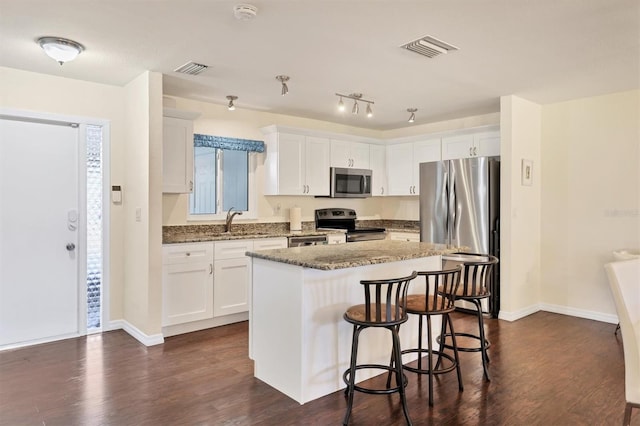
[[342, 271, 418, 426], [398, 266, 464, 406], [437, 253, 499, 381]]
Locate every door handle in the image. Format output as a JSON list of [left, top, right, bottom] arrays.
[[209, 264, 213, 275], [66, 243, 75, 251]]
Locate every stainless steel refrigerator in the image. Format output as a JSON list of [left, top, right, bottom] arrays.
[[419, 157, 500, 316]]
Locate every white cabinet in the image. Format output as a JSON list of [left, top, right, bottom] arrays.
[[253, 238, 288, 251], [442, 131, 500, 160], [369, 144, 387, 196], [213, 240, 253, 317], [263, 132, 330, 196], [162, 109, 200, 193], [327, 234, 346, 244], [330, 140, 370, 169], [387, 231, 420, 242], [387, 139, 441, 195], [162, 243, 214, 326]]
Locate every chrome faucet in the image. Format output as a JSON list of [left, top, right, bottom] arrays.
[[225, 207, 243, 233]]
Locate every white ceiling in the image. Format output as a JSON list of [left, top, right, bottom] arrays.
[[1, 1, 638, 130]]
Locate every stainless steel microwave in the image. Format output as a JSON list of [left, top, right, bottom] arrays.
[[330, 167, 372, 198]]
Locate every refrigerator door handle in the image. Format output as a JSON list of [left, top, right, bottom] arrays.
[[450, 175, 458, 246]]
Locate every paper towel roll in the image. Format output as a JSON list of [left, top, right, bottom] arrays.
[[289, 207, 302, 231]]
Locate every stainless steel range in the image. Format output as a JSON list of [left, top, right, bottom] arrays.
[[315, 208, 386, 242]]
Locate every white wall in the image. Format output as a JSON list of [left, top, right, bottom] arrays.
[[162, 96, 500, 225], [499, 96, 542, 320], [0, 66, 127, 323], [540, 90, 640, 322], [122, 71, 164, 337]]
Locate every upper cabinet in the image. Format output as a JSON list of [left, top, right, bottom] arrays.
[[387, 139, 441, 196], [442, 130, 500, 160], [330, 139, 370, 169], [369, 144, 387, 196], [162, 108, 200, 193], [263, 131, 330, 196]]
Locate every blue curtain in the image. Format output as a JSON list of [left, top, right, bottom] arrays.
[[194, 134, 264, 153]]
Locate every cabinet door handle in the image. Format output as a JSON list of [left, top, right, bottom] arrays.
[[189, 181, 193, 191], [473, 146, 478, 156], [381, 187, 384, 195], [209, 264, 213, 274], [469, 147, 473, 157]]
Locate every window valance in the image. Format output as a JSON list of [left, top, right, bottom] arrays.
[[194, 134, 264, 153]]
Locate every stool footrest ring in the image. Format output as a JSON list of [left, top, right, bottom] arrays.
[[438, 332, 490, 353], [343, 364, 409, 395], [400, 349, 458, 375]]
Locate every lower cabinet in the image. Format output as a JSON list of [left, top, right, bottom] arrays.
[[387, 231, 420, 242], [213, 240, 253, 317], [162, 243, 214, 326], [162, 237, 288, 332]]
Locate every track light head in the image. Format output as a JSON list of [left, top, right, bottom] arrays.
[[366, 103, 373, 118], [227, 95, 238, 111], [276, 75, 289, 96], [338, 96, 345, 112], [407, 108, 417, 123], [352, 100, 359, 114]]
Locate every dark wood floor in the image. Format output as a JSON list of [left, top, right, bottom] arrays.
[[1, 311, 636, 426]]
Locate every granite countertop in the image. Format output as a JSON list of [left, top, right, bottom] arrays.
[[163, 229, 340, 244], [246, 240, 461, 271]]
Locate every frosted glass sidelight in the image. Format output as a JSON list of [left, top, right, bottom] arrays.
[[86, 125, 103, 329]]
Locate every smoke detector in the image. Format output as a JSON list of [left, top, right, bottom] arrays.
[[234, 4, 258, 20]]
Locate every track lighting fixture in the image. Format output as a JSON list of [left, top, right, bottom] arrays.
[[276, 75, 289, 96], [407, 108, 417, 123], [227, 95, 237, 111], [335, 93, 374, 118]]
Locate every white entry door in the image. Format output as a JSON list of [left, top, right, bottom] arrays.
[[0, 117, 82, 347]]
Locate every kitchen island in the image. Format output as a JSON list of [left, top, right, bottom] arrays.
[[246, 240, 459, 404]]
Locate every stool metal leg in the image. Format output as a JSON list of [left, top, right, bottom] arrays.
[[343, 324, 361, 425], [447, 314, 464, 391], [473, 299, 491, 381], [391, 325, 413, 426]]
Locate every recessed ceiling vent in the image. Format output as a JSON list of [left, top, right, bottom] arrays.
[[174, 61, 209, 75], [400, 35, 458, 58]]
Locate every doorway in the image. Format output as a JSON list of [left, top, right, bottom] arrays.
[[0, 113, 107, 348]]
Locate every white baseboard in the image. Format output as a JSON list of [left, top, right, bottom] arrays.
[[497, 303, 618, 325], [539, 303, 618, 324], [107, 319, 164, 346], [498, 304, 541, 322]]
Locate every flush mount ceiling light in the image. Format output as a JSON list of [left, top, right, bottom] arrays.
[[276, 75, 289, 96], [226, 95, 238, 110], [37, 36, 84, 65], [407, 108, 418, 123], [336, 93, 374, 118], [233, 4, 258, 20]]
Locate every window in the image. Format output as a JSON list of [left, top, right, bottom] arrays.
[[188, 134, 264, 219]]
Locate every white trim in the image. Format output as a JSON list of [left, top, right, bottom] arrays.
[[498, 304, 541, 321], [108, 320, 165, 346], [539, 303, 619, 324], [498, 302, 619, 324], [77, 124, 88, 335], [101, 123, 112, 329], [0, 332, 83, 352]]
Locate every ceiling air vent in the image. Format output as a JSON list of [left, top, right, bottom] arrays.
[[400, 35, 458, 58], [174, 61, 209, 75]]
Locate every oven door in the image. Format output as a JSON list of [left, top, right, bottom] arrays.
[[330, 167, 372, 198]]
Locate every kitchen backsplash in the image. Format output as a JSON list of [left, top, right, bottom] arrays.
[[163, 219, 419, 243]]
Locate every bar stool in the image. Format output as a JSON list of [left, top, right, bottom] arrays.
[[398, 266, 464, 406], [438, 253, 499, 381], [342, 271, 418, 426]]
